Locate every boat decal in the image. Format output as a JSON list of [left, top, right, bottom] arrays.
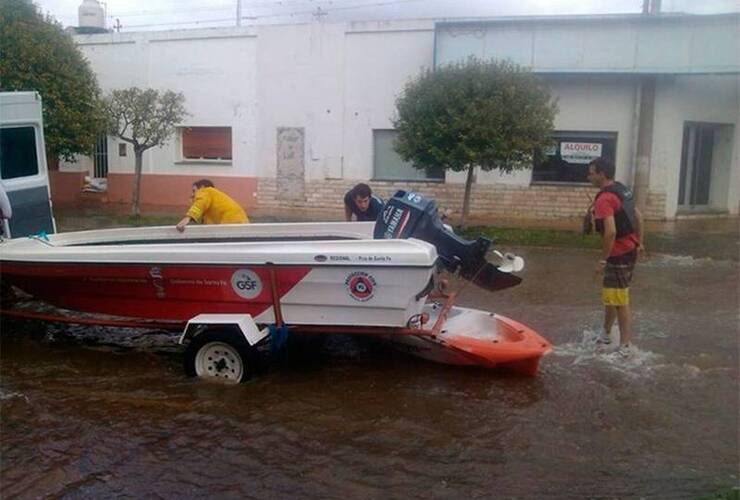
[[380, 205, 411, 239], [345, 271, 376, 302], [231, 269, 262, 299], [357, 255, 392, 263], [149, 266, 166, 298], [313, 255, 327, 262]]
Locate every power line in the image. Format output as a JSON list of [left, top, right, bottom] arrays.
[[123, 17, 236, 29], [252, 0, 427, 19], [108, 4, 234, 18], [110, 0, 426, 22], [111, 0, 429, 30]]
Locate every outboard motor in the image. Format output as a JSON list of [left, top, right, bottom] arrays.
[[374, 190, 522, 292]]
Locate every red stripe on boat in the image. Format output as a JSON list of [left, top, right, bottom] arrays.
[[1, 263, 312, 321]]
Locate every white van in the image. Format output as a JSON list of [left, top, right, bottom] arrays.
[[0, 91, 56, 238]]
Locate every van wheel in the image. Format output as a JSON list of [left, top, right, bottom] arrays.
[[184, 330, 255, 384]]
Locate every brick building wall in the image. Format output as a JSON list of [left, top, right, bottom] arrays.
[[257, 178, 667, 222]]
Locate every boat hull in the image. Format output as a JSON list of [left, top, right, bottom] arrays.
[[1, 261, 433, 326], [0, 223, 438, 326]]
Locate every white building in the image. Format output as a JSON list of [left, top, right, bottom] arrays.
[[54, 13, 740, 220]]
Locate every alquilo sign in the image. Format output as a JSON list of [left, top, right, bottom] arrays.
[[560, 142, 602, 164]]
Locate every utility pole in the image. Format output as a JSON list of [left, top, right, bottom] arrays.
[[312, 7, 328, 21], [642, 0, 661, 14], [634, 0, 660, 213], [236, 0, 242, 26]]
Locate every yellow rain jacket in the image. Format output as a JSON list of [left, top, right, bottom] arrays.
[[186, 187, 249, 225]]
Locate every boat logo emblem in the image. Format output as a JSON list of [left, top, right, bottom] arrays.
[[314, 254, 327, 262], [231, 269, 262, 300], [345, 271, 376, 302]]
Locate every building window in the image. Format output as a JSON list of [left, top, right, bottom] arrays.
[[532, 131, 617, 184], [181, 126, 232, 161], [373, 129, 444, 181], [0, 126, 39, 179], [93, 135, 108, 178], [118, 143, 127, 157]]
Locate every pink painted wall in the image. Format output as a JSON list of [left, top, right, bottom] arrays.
[[107, 174, 258, 209], [49, 171, 87, 203], [51, 173, 258, 210]]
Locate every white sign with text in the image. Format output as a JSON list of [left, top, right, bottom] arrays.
[[560, 142, 602, 164]]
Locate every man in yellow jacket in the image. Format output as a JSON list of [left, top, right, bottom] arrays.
[[176, 179, 249, 232]]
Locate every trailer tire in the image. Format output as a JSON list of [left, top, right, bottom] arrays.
[[183, 329, 256, 384]]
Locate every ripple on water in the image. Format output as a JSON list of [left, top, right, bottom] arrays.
[[45, 323, 180, 352], [553, 328, 663, 378], [0, 390, 30, 403], [641, 253, 736, 268], [552, 328, 738, 382]]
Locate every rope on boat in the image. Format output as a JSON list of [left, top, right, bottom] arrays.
[[27, 231, 54, 246]]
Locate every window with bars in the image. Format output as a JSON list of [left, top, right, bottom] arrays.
[[92, 135, 108, 178], [180, 126, 232, 161]]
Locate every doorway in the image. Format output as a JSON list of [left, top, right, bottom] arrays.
[[677, 122, 734, 214]]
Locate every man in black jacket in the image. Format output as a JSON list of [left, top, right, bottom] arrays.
[[343, 183, 383, 222]]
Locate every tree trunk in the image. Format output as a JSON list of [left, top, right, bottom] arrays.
[[132, 149, 143, 217], [460, 165, 475, 229]]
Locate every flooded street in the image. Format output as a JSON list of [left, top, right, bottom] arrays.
[[1, 247, 738, 498]]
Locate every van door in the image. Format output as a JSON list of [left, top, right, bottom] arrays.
[[0, 125, 56, 237]]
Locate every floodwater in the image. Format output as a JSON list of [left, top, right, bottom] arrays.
[[1, 247, 738, 498]]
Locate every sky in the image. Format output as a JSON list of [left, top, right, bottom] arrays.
[[33, 0, 740, 32]]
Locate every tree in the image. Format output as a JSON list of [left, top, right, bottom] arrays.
[[104, 88, 188, 216], [0, 0, 104, 161], [393, 58, 558, 228]]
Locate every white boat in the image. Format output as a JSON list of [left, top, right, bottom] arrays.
[[0, 191, 551, 380], [0, 221, 436, 327]]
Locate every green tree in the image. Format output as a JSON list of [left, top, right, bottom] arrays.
[[393, 58, 558, 228], [104, 88, 187, 217], [0, 0, 104, 161]]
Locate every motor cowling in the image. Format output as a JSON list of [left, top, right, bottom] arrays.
[[373, 190, 521, 292]]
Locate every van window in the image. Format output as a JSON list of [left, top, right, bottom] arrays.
[[0, 126, 39, 179]]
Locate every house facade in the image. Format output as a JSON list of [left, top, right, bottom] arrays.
[[53, 13, 739, 220]]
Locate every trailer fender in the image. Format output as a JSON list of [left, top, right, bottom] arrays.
[[179, 314, 269, 347]]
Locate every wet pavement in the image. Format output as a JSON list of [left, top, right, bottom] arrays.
[[1, 241, 737, 498]]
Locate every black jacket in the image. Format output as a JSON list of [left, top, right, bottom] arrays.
[[594, 182, 637, 238]]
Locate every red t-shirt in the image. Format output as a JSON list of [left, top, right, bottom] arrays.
[[593, 191, 638, 257]]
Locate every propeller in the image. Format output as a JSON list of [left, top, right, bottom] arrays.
[[493, 250, 525, 273]]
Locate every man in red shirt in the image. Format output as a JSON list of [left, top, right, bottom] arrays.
[[587, 157, 644, 354]]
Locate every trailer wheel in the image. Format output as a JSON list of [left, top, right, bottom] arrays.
[[184, 330, 256, 384]]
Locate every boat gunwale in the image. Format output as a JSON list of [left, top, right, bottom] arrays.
[[0, 259, 439, 269]]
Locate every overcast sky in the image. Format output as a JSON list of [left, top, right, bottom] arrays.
[[34, 0, 740, 32]]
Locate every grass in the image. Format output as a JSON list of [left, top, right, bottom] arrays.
[[697, 488, 740, 500], [56, 210, 604, 250], [53, 209, 737, 260], [55, 212, 180, 232], [458, 225, 602, 249], [112, 214, 179, 227]]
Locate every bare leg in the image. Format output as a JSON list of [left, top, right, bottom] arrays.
[[604, 306, 617, 336], [615, 304, 632, 346]]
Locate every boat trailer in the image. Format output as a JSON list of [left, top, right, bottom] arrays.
[[1, 274, 550, 383]]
